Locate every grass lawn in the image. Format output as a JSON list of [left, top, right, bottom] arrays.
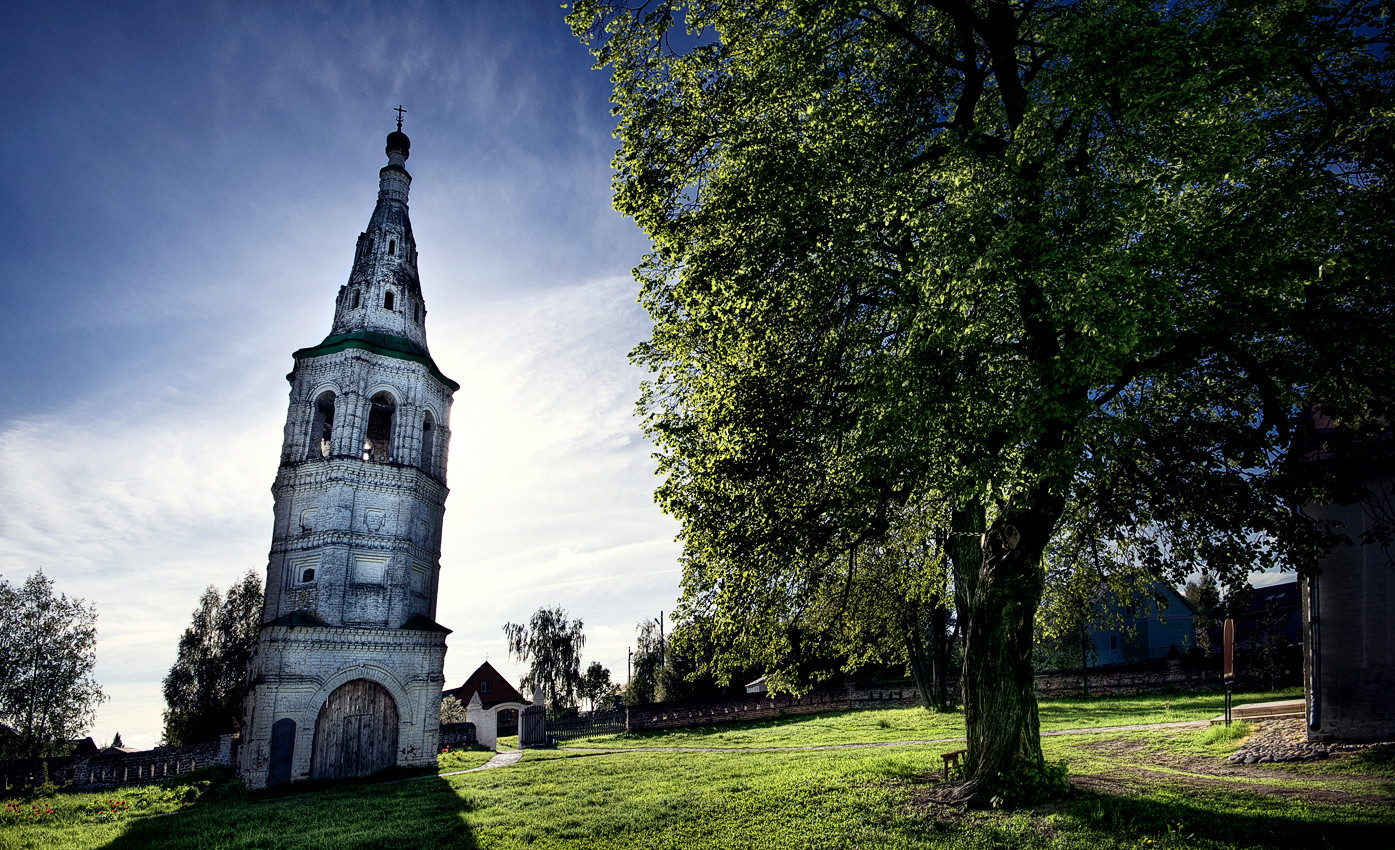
[[437, 748, 496, 773], [3, 688, 1387, 850], [559, 687, 1302, 750]]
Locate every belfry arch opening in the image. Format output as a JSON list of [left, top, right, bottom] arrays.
[[363, 391, 396, 462], [384, 290, 395, 311], [420, 412, 435, 474], [310, 392, 336, 458]]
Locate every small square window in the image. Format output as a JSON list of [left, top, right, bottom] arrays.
[[479, 681, 491, 694]]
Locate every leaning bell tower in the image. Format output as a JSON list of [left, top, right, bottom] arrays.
[[239, 117, 456, 788]]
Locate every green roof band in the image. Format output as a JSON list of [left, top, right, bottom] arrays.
[[290, 330, 460, 391]]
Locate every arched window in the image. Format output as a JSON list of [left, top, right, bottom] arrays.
[[420, 412, 435, 474], [384, 290, 395, 311], [363, 391, 396, 462], [301, 568, 315, 582], [310, 391, 335, 458], [351, 290, 360, 309], [388, 238, 396, 255]]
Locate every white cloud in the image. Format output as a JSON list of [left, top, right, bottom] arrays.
[[0, 273, 680, 749]]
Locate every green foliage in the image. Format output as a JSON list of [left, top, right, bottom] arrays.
[[503, 605, 586, 713], [626, 618, 665, 705], [439, 695, 468, 724], [580, 661, 615, 711], [570, 0, 1393, 794], [0, 570, 105, 761], [160, 570, 262, 746], [987, 760, 1071, 809]]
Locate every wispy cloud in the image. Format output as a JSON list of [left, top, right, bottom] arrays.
[[0, 1, 674, 750], [0, 272, 678, 749]]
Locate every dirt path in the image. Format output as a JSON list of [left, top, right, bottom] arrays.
[[1071, 734, 1395, 806]]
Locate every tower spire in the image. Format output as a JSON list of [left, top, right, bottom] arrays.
[[325, 124, 431, 353]]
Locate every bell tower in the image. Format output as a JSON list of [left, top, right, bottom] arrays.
[[239, 118, 457, 789]]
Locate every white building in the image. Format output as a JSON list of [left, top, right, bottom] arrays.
[[238, 122, 457, 788]]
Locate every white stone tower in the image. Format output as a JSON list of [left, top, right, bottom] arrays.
[[238, 120, 456, 788]]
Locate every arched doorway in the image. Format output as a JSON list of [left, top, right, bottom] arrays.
[[267, 717, 296, 787], [310, 679, 399, 780]]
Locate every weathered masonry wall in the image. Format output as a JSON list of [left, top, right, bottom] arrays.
[[1305, 494, 1395, 742], [1, 736, 235, 792], [1035, 657, 1225, 698], [438, 722, 477, 750]]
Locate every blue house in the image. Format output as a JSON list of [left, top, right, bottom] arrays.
[[1089, 582, 1198, 667]]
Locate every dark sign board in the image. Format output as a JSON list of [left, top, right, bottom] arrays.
[[1223, 617, 1235, 680]]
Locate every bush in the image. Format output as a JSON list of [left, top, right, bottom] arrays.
[[163, 763, 244, 801], [990, 760, 1070, 808]]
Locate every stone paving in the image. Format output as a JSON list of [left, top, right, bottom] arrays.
[[1226, 716, 1395, 765], [438, 749, 523, 777]]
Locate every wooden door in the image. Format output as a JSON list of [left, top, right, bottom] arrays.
[[267, 717, 295, 787], [310, 679, 399, 780]]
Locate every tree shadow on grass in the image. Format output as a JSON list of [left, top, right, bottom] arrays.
[[1063, 787, 1395, 849], [100, 774, 477, 850]]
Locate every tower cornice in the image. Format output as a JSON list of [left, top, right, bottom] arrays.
[[290, 330, 458, 391]]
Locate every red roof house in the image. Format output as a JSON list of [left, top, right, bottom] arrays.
[[442, 661, 525, 710]]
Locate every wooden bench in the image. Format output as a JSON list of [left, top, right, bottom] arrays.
[[941, 748, 967, 778]]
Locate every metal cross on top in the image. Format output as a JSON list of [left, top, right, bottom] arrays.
[[394, 104, 407, 131]]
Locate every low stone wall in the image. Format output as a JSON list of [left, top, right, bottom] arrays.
[[626, 683, 924, 731], [438, 722, 477, 750], [71, 736, 236, 790], [626, 661, 1244, 733], [0, 736, 240, 792], [1035, 659, 1224, 698]]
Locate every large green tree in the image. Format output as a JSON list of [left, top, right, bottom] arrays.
[[571, 0, 1393, 798], [161, 571, 262, 745], [0, 571, 105, 761]]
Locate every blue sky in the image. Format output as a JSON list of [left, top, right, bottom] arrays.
[[0, 1, 679, 749]]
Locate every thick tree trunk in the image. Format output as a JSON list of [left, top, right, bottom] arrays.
[[951, 497, 1056, 798]]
